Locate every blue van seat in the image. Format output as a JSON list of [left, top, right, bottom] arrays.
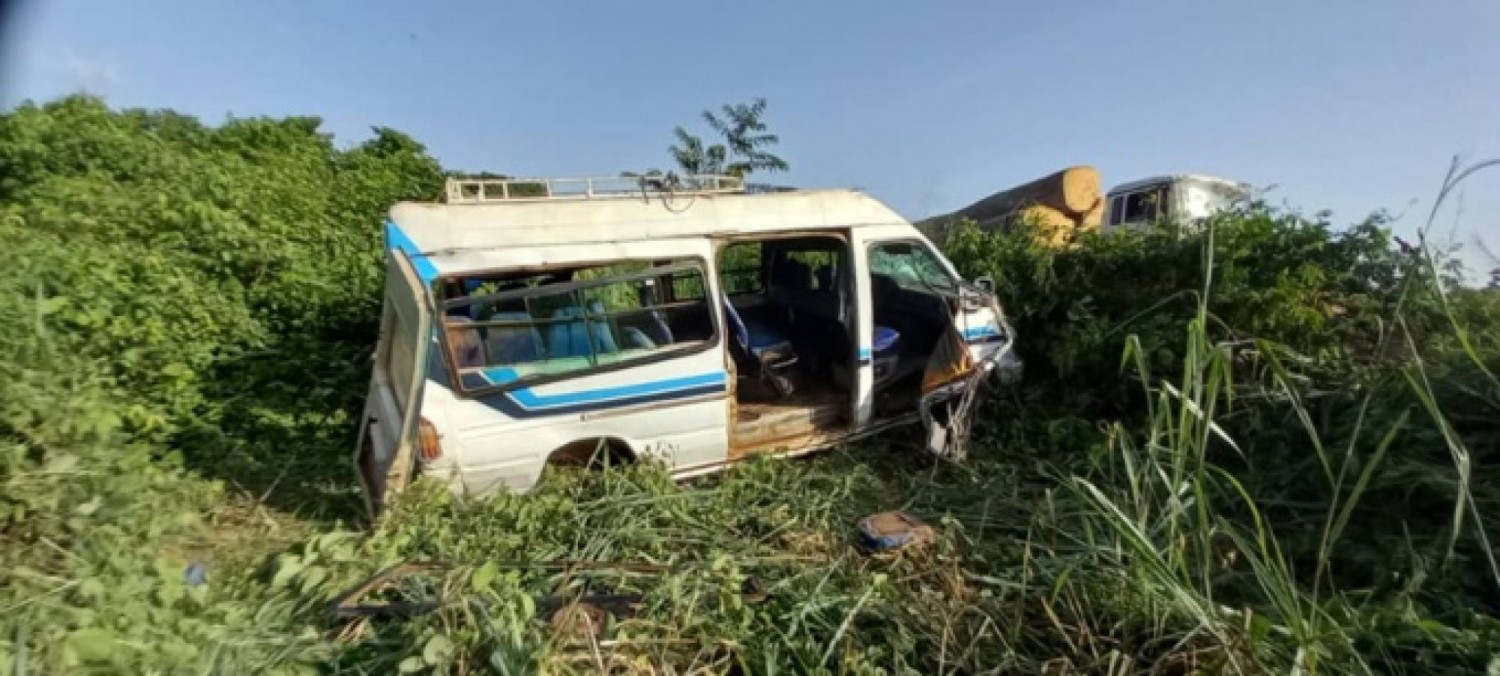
[[621, 327, 656, 350], [484, 311, 545, 365], [873, 325, 901, 353], [722, 297, 791, 357], [548, 303, 618, 359], [635, 284, 675, 346], [871, 325, 902, 387], [585, 299, 620, 354], [722, 294, 797, 397]]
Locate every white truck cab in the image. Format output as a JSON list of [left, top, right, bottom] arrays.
[[355, 175, 1018, 517], [1103, 174, 1250, 232]]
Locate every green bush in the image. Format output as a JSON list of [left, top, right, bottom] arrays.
[[943, 206, 1449, 407], [0, 97, 442, 672]]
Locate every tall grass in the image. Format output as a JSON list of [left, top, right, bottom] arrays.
[[1069, 253, 1343, 671], [1406, 157, 1500, 589], [1059, 164, 1500, 674]]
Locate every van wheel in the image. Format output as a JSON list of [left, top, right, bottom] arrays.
[[545, 438, 636, 470]]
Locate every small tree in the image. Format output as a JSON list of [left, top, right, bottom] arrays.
[[669, 98, 788, 179]]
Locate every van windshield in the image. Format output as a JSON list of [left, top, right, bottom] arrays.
[[438, 259, 716, 391], [869, 241, 957, 296]]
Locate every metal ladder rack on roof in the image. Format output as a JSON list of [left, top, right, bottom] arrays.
[[444, 174, 746, 204]]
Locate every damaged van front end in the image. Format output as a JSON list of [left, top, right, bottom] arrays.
[[917, 283, 1021, 461]]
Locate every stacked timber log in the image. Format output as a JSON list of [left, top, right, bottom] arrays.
[[917, 166, 1104, 247]]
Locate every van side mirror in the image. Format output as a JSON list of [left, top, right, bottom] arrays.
[[973, 275, 995, 294]]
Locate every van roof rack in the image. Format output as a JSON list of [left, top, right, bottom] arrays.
[[444, 174, 746, 204]]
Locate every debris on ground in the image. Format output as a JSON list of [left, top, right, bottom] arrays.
[[857, 510, 935, 553], [184, 562, 208, 587]]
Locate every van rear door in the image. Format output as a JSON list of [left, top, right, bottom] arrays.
[[354, 251, 432, 520]]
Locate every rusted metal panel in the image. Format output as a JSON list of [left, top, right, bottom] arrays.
[[921, 327, 975, 394], [728, 395, 847, 459]]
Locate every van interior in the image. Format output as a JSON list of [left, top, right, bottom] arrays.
[[718, 236, 962, 454], [434, 260, 716, 383], [718, 236, 851, 452]]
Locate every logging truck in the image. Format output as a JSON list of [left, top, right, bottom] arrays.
[[918, 168, 1251, 246]]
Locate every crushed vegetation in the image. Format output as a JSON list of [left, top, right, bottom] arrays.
[[2, 97, 1499, 673]]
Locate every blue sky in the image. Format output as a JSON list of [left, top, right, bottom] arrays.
[[3, 1, 1496, 273]]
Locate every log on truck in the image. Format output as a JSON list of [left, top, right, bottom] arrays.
[[917, 165, 1104, 247]]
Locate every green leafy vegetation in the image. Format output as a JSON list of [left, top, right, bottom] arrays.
[[0, 96, 443, 672], [669, 98, 789, 179], [1, 96, 1497, 673]]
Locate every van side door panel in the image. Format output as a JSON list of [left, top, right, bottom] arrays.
[[355, 251, 431, 519]]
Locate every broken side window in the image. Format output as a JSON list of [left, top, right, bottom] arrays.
[[439, 260, 716, 392]]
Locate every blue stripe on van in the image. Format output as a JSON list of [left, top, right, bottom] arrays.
[[385, 220, 439, 283], [963, 326, 1001, 341], [459, 370, 727, 418], [478, 369, 726, 409], [481, 383, 725, 419]]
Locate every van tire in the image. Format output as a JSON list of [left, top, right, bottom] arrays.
[[545, 437, 636, 470]]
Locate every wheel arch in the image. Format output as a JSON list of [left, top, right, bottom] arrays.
[[543, 436, 638, 468]]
